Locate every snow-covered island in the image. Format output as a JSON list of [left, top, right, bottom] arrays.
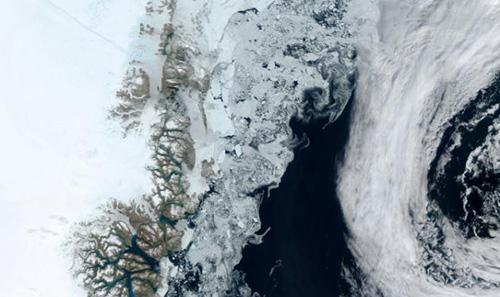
[[70, 0, 356, 296]]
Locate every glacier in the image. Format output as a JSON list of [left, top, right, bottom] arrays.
[[3, 0, 500, 296]]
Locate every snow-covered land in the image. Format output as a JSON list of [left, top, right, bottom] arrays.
[[63, 0, 355, 296], [1, 0, 355, 295], [5, 0, 499, 296], [0, 0, 152, 296]]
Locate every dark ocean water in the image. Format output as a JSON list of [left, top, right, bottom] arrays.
[[235, 98, 354, 297]]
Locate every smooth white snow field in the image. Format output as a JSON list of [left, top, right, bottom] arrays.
[[0, 0, 151, 296]]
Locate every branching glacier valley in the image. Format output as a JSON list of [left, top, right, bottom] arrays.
[[70, 0, 357, 296], [68, 0, 500, 296]]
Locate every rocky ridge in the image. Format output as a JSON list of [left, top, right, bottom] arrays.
[[71, 0, 356, 296]]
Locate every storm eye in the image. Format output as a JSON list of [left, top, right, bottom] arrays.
[[460, 141, 500, 236], [427, 79, 500, 239]]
